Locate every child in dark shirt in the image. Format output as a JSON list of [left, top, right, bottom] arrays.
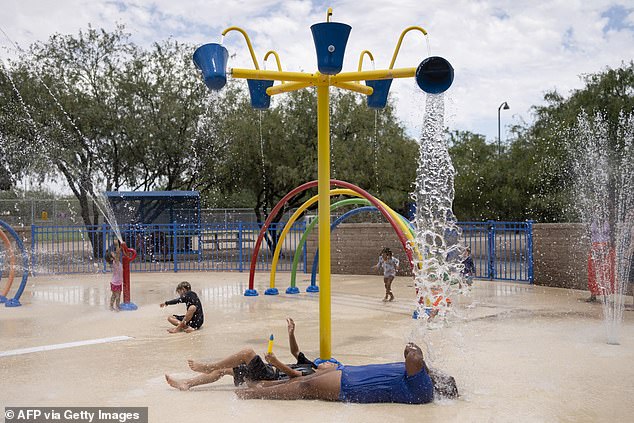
[[461, 247, 476, 287], [160, 281, 204, 333]]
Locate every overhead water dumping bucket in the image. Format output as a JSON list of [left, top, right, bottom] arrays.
[[247, 79, 274, 109], [415, 56, 454, 94], [310, 22, 352, 75], [193, 43, 229, 91], [365, 79, 393, 109]]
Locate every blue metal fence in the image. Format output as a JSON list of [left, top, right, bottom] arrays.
[[29, 220, 533, 283], [30, 222, 307, 275], [459, 220, 533, 283]]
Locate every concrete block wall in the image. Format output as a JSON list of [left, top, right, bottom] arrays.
[[532, 223, 588, 289], [304, 222, 632, 294], [305, 223, 414, 276]]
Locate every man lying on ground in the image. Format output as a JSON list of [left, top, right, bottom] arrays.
[[235, 342, 458, 404]]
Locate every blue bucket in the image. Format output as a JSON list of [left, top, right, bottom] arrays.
[[247, 79, 274, 109], [365, 79, 393, 109], [310, 22, 352, 75], [193, 43, 229, 91], [415, 56, 454, 94]]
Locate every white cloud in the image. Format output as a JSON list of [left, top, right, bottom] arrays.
[[1, 0, 632, 142]]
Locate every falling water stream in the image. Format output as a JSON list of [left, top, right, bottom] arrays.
[[258, 110, 268, 215], [570, 112, 634, 344], [411, 94, 464, 327], [373, 109, 379, 192]]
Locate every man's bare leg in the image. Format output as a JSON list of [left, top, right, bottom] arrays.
[[165, 368, 232, 391], [167, 316, 181, 327], [236, 369, 342, 401], [188, 348, 257, 373]]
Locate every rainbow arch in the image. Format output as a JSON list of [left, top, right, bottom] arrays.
[[245, 180, 418, 296], [287, 198, 375, 292], [266, 189, 417, 294]]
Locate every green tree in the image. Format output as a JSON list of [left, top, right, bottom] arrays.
[[0, 26, 138, 257], [448, 130, 497, 220], [0, 24, 426, 248], [513, 61, 634, 222]]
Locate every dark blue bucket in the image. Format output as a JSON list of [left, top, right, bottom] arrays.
[[193, 43, 229, 91], [310, 22, 352, 75], [247, 80, 274, 109], [415, 56, 454, 94], [365, 79, 393, 109]]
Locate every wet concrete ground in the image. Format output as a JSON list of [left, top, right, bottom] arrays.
[[1, 272, 633, 422]]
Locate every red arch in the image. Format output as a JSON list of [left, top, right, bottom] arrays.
[[247, 180, 413, 292]]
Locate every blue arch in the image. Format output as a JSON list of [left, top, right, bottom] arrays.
[[0, 220, 29, 307]]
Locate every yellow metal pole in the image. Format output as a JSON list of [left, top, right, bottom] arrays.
[[267, 81, 313, 96], [331, 67, 417, 83], [317, 82, 331, 360], [230, 68, 318, 83], [332, 81, 374, 95]]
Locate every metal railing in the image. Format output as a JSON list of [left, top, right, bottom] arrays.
[[459, 220, 533, 283], [30, 222, 307, 275], [27, 220, 533, 282]]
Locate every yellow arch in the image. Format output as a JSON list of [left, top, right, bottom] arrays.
[[268, 189, 421, 289]]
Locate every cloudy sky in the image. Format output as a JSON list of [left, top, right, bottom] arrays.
[[1, 0, 633, 142]]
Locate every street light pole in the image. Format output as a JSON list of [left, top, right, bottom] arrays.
[[497, 101, 510, 155]]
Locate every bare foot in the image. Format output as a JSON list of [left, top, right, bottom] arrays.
[[188, 359, 213, 373], [167, 327, 183, 334], [165, 374, 190, 391], [184, 327, 195, 333]]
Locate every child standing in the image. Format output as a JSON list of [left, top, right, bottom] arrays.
[[107, 244, 123, 311], [372, 247, 399, 302], [461, 247, 476, 287]]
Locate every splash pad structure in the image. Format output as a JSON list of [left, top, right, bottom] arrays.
[[0, 219, 29, 307], [244, 180, 420, 296], [193, 9, 453, 360]]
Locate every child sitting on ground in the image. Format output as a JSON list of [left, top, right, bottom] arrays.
[[160, 281, 204, 333]]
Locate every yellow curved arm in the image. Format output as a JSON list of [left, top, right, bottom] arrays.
[[326, 7, 333, 22], [263, 50, 283, 71], [357, 50, 375, 72], [222, 26, 260, 70], [389, 26, 428, 69]]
